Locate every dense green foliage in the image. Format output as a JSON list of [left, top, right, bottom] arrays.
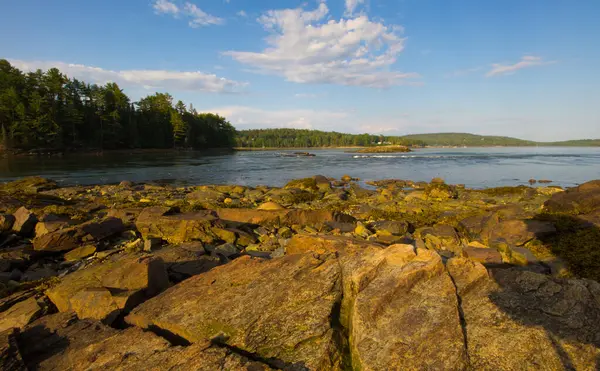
[[235, 128, 425, 148], [0, 59, 235, 152], [237, 130, 599, 148]]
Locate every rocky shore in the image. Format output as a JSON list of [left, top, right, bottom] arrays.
[[0, 175, 599, 370]]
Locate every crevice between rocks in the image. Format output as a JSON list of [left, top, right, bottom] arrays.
[[447, 268, 471, 367], [210, 340, 309, 371]]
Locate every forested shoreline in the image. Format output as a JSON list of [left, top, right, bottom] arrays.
[[0, 60, 236, 153], [235, 128, 426, 148]]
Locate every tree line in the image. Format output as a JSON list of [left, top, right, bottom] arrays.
[[0, 59, 236, 152], [236, 128, 425, 148]]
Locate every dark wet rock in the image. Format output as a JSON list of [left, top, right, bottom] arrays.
[[0, 328, 26, 370], [127, 254, 342, 370], [105, 208, 143, 226], [152, 245, 220, 282], [457, 212, 498, 241], [0, 215, 15, 233], [33, 217, 124, 252], [11, 208, 37, 236], [21, 266, 57, 282], [447, 257, 600, 370]]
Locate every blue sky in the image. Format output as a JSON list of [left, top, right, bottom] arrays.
[[1, 0, 599, 141]]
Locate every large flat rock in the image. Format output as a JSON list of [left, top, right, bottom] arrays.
[[127, 253, 342, 370]]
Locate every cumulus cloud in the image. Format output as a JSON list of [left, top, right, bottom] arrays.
[[486, 56, 554, 77], [237, 10, 248, 17], [223, 2, 418, 88], [9, 59, 247, 94], [152, 0, 223, 27], [153, 0, 179, 15]]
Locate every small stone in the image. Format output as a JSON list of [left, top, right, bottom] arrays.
[[119, 180, 134, 188], [431, 177, 445, 184], [277, 227, 293, 239], [467, 241, 488, 249], [354, 222, 372, 238], [463, 247, 503, 264], [64, 245, 97, 262], [341, 174, 352, 182], [11, 207, 37, 236], [213, 243, 240, 258], [528, 179, 537, 184]]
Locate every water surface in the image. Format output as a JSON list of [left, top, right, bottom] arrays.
[[1, 147, 599, 189]]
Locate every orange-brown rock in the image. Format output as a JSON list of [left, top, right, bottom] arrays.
[[126, 253, 342, 370]]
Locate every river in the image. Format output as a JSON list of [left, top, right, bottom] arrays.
[[1, 147, 599, 189]]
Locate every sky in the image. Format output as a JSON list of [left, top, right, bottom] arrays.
[[1, 0, 599, 141]]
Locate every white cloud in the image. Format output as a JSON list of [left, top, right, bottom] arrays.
[[224, 2, 419, 88], [486, 55, 554, 77], [153, 0, 179, 15], [151, 1, 223, 27], [9, 59, 247, 94], [237, 10, 248, 17], [345, 0, 365, 15], [183, 3, 223, 27]]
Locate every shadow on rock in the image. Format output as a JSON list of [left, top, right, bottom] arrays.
[[487, 266, 600, 370], [533, 212, 600, 282]]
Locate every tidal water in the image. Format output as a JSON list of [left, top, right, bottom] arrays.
[[1, 147, 599, 189]]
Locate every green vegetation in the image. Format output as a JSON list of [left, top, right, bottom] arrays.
[[399, 133, 537, 147], [0, 59, 235, 152], [235, 128, 425, 148], [237, 130, 600, 148]]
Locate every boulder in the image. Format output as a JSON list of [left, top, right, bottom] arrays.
[[484, 219, 556, 246], [284, 177, 319, 191], [415, 224, 462, 255], [350, 247, 468, 370], [0, 215, 15, 233], [185, 187, 226, 203], [126, 253, 342, 370], [457, 212, 498, 241], [46, 254, 169, 324], [0, 297, 43, 332], [544, 180, 600, 214], [135, 207, 223, 244], [17, 312, 273, 370], [447, 257, 600, 369], [11, 207, 37, 236], [0, 177, 57, 194], [33, 217, 124, 252]]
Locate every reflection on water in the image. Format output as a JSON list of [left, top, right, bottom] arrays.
[[1, 147, 599, 188]]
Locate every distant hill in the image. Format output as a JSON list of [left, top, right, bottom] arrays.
[[399, 133, 536, 147], [236, 129, 600, 148]]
